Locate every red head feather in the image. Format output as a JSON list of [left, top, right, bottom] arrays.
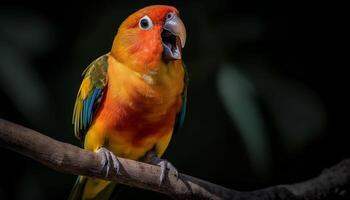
[[111, 5, 184, 73]]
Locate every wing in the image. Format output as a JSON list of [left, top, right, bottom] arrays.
[[72, 54, 108, 142], [173, 64, 189, 134]]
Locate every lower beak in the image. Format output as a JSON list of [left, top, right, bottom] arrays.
[[162, 14, 186, 61]]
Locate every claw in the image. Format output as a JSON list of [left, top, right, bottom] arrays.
[[154, 159, 178, 186], [143, 150, 179, 185], [159, 161, 166, 185], [97, 147, 121, 177], [108, 150, 121, 175]]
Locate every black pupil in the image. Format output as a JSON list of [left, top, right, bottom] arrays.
[[167, 13, 173, 19], [141, 19, 149, 28]]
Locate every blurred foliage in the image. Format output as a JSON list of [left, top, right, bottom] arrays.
[[217, 64, 272, 177], [0, 8, 54, 124], [0, 1, 347, 200]]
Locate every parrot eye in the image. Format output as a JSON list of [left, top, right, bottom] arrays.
[[139, 16, 153, 30]]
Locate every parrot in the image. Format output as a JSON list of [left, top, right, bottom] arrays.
[[68, 5, 188, 200]]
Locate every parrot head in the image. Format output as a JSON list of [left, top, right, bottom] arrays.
[[111, 5, 186, 73]]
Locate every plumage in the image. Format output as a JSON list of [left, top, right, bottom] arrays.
[[69, 5, 187, 200], [72, 54, 108, 141], [174, 65, 189, 134]]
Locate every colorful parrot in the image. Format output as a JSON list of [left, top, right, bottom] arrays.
[[68, 5, 188, 200]]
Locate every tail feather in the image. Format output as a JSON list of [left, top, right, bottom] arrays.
[[68, 176, 116, 200], [68, 176, 87, 200]]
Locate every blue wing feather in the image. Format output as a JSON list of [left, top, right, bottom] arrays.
[[82, 88, 102, 132], [72, 54, 108, 142], [178, 96, 187, 128]]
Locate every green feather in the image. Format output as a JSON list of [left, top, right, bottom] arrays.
[[72, 54, 109, 142]]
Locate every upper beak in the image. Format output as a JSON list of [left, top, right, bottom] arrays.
[[163, 14, 186, 48]]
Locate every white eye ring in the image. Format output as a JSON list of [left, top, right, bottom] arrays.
[[139, 15, 153, 30]]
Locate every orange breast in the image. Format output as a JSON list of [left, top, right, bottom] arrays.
[[86, 55, 184, 159]]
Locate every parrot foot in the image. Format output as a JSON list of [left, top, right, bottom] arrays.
[[97, 147, 121, 177], [149, 157, 178, 186], [143, 150, 179, 185], [156, 159, 178, 185]]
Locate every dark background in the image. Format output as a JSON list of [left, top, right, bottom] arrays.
[[0, 1, 347, 199]]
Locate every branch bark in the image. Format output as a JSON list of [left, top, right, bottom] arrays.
[[0, 118, 349, 200]]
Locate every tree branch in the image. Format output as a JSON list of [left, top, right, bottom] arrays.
[[0, 118, 349, 200]]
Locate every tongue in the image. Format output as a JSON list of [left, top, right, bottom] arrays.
[[166, 42, 173, 52]]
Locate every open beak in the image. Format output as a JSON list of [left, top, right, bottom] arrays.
[[161, 13, 186, 61]]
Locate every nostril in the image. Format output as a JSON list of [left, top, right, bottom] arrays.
[[166, 13, 174, 20]]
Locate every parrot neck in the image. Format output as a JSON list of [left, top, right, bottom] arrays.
[[109, 53, 179, 86], [107, 55, 184, 98]]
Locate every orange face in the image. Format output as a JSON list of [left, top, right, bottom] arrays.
[[111, 5, 186, 73]]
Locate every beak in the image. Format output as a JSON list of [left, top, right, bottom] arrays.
[[163, 14, 186, 48], [162, 14, 186, 61]]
